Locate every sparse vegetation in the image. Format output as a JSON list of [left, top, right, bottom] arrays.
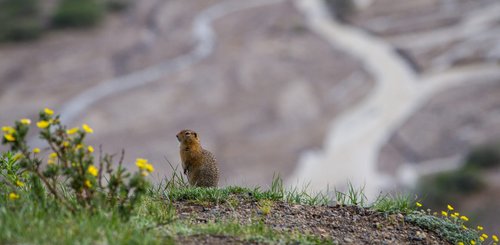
[[464, 144, 500, 170], [52, 0, 105, 28], [0, 0, 132, 43], [0, 0, 43, 41]]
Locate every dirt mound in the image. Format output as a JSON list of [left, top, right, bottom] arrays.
[[173, 195, 448, 244]]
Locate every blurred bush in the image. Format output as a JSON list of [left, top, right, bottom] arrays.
[[463, 145, 500, 170], [418, 169, 485, 206], [106, 0, 132, 12], [52, 0, 105, 28], [324, 0, 355, 22], [0, 0, 43, 41]]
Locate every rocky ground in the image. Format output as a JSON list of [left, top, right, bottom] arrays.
[[173, 194, 448, 244]]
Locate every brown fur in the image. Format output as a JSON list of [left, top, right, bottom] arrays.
[[177, 129, 219, 187]]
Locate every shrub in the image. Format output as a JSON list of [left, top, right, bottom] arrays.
[[464, 145, 500, 170], [106, 0, 132, 12], [1, 108, 153, 217], [417, 169, 484, 207], [52, 0, 105, 28], [0, 0, 43, 41]]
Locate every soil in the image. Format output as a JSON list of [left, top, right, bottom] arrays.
[[172, 194, 449, 244]]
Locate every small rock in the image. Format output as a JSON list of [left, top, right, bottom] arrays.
[[343, 237, 353, 243]]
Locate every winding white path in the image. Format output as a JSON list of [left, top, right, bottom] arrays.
[[58, 0, 283, 125], [288, 0, 500, 199]]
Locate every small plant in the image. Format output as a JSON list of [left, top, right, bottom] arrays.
[[1, 108, 153, 217], [372, 193, 416, 214], [335, 182, 367, 206], [257, 199, 273, 216], [408, 202, 499, 245]]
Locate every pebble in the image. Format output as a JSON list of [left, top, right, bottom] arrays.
[[344, 237, 353, 243]]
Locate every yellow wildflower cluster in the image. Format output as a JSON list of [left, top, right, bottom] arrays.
[[135, 158, 154, 176], [417, 203, 499, 245]]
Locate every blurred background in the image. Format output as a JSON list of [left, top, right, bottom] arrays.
[[0, 0, 499, 232]]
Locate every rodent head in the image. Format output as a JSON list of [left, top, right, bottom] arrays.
[[176, 129, 200, 146]]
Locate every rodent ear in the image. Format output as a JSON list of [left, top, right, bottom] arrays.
[[193, 132, 198, 138]]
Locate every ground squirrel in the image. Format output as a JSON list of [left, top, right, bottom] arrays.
[[176, 129, 219, 187]]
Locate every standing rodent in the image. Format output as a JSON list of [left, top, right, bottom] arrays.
[[176, 129, 219, 187]]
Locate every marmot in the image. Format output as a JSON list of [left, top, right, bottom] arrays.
[[176, 129, 219, 187]]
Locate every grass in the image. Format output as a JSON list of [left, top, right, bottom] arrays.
[[0, 171, 482, 244], [169, 221, 332, 244]]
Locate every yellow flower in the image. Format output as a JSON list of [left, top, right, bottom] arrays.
[[47, 158, 55, 165], [62, 141, 70, 147], [447, 204, 454, 211], [4, 134, 15, 142], [16, 180, 25, 187], [141, 171, 149, 177], [82, 124, 93, 133], [66, 127, 79, 135], [135, 158, 154, 173], [416, 202, 423, 207], [460, 216, 469, 221], [135, 158, 147, 168], [13, 153, 24, 161], [76, 144, 83, 150], [9, 192, 20, 200], [33, 147, 40, 153], [144, 163, 154, 173], [493, 235, 498, 242], [20, 119, 31, 125], [482, 234, 488, 239], [37, 120, 50, 129], [457, 242, 464, 245], [470, 240, 476, 245], [44, 108, 54, 115], [477, 226, 484, 231], [2, 126, 15, 133], [87, 146, 94, 153], [480, 237, 485, 242], [87, 165, 98, 177], [49, 152, 57, 159], [451, 213, 457, 218], [441, 211, 448, 217], [453, 212, 459, 216], [84, 180, 92, 188], [462, 225, 468, 230]]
